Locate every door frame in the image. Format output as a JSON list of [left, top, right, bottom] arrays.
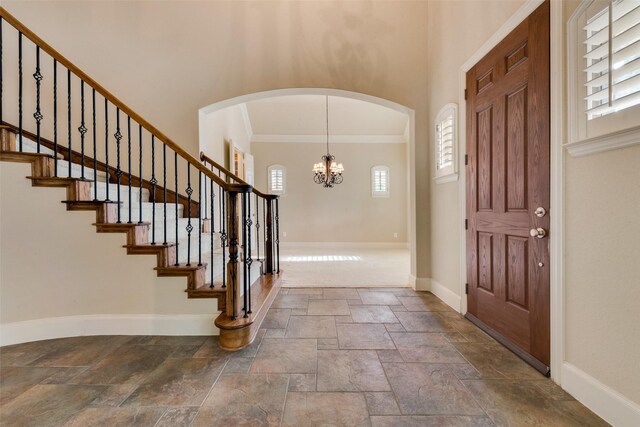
[[457, 0, 564, 383]]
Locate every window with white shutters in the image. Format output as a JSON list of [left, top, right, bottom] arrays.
[[268, 165, 285, 195], [434, 103, 458, 183], [568, 0, 640, 149], [371, 166, 390, 197]]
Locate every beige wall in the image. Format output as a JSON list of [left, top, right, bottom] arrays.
[[200, 105, 252, 171], [3, 0, 431, 278], [426, 0, 640, 407], [252, 142, 408, 243]]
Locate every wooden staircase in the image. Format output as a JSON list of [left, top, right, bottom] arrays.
[[0, 7, 282, 351]]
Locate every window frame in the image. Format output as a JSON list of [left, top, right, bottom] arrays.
[[434, 103, 458, 184], [267, 164, 286, 195], [370, 165, 390, 198], [567, 0, 640, 154]]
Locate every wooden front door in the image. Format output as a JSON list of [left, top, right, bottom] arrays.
[[465, 1, 550, 374]]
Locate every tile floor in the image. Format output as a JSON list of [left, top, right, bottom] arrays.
[[0, 288, 608, 426]]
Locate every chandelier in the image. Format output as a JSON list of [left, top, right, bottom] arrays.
[[313, 96, 344, 188]]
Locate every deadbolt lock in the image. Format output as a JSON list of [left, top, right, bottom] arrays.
[[535, 207, 547, 218]]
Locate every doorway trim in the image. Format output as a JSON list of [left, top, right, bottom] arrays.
[[198, 88, 417, 286], [457, 0, 563, 383]]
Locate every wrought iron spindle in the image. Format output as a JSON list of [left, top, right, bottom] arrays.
[[242, 192, 248, 317], [162, 143, 167, 244], [255, 194, 260, 269], [127, 116, 132, 223], [138, 125, 143, 223], [186, 163, 193, 266], [115, 108, 122, 222], [210, 177, 215, 288], [54, 60, 58, 177], [174, 151, 179, 266], [150, 135, 156, 244], [246, 193, 252, 314], [275, 198, 280, 273], [92, 89, 96, 195], [104, 99, 109, 198], [67, 70, 72, 177], [203, 165, 208, 221], [198, 170, 202, 266], [33, 46, 43, 152], [78, 81, 86, 178], [221, 187, 227, 288], [18, 31, 22, 151], [262, 198, 266, 268], [0, 18, 3, 124]]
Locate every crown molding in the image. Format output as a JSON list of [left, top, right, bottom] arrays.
[[251, 134, 407, 144]]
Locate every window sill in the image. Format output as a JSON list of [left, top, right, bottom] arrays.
[[566, 126, 640, 157], [434, 173, 458, 184]]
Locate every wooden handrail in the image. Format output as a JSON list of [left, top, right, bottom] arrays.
[[200, 152, 276, 200], [0, 7, 250, 194]]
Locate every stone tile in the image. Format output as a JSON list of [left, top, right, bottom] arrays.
[[377, 349, 404, 362], [41, 366, 89, 384], [394, 311, 455, 332], [335, 315, 354, 323], [317, 350, 390, 392], [383, 363, 484, 415], [390, 332, 466, 363], [289, 373, 317, 391], [89, 384, 137, 407], [0, 339, 66, 367], [168, 345, 203, 358], [370, 415, 495, 426], [288, 288, 323, 295], [251, 338, 317, 373], [228, 329, 267, 359], [398, 296, 452, 312], [0, 384, 105, 426], [262, 308, 291, 329], [452, 342, 541, 379], [291, 308, 308, 315], [155, 407, 199, 427], [318, 338, 339, 350], [307, 299, 351, 315], [462, 380, 608, 427], [348, 298, 364, 305], [71, 344, 175, 385], [64, 407, 165, 426], [122, 357, 225, 407], [358, 290, 401, 305], [282, 392, 370, 427], [272, 294, 310, 309], [324, 288, 361, 299], [390, 305, 408, 312], [29, 336, 131, 367], [385, 323, 406, 332], [337, 324, 396, 350], [285, 316, 337, 338], [128, 335, 208, 346], [367, 287, 413, 295], [351, 306, 399, 323], [365, 392, 401, 415], [223, 357, 254, 374], [0, 366, 59, 405], [532, 379, 576, 401], [192, 336, 234, 361], [196, 373, 288, 426], [265, 329, 286, 337]]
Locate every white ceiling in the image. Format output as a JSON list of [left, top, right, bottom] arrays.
[[244, 95, 409, 144]]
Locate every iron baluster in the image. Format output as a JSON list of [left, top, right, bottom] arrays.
[[276, 198, 280, 273], [203, 164, 208, 220], [115, 108, 122, 223], [163, 143, 167, 244], [174, 151, 179, 266], [67, 70, 72, 177], [33, 46, 43, 152], [127, 116, 132, 223], [138, 125, 143, 223], [210, 177, 214, 288], [53, 60, 58, 177], [242, 192, 248, 317], [198, 171, 202, 267], [262, 198, 266, 269], [104, 99, 109, 199], [0, 18, 3, 123], [18, 32, 22, 151], [78, 81, 87, 178], [186, 163, 193, 266], [221, 187, 226, 289], [92, 89, 96, 195], [255, 194, 260, 271], [150, 135, 156, 244], [246, 193, 252, 314]]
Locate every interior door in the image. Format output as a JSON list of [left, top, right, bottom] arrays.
[[465, 1, 550, 374]]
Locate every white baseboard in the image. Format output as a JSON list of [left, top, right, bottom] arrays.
[[0, 314, 219, 346], [429, 279, 462, 312], [280, 242, 409, 249], [408, 274, 417, 288], [562, 362, 640, 427], [415, 277, 431, 291]]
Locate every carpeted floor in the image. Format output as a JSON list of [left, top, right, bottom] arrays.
[[279, 246, 410, 288]]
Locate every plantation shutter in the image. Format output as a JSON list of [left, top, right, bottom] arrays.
[[436, 114, 454, 170], [270, 168, 284, 193], [584, 0, 640, 119], [374, 169, 388, 193]]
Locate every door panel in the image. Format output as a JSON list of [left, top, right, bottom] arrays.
[[466, 1, 550, 372]]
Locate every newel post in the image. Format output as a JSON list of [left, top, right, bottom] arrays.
[[225, 184, 250, 320], [264, 196, 278, 274]]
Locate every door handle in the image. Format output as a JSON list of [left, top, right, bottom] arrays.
[[529, 228, 546, 239]]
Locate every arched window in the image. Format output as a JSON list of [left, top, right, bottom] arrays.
[[268, 164, 286, 195], [434, 103, 458, 183], [371, 165, 390, 198]]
